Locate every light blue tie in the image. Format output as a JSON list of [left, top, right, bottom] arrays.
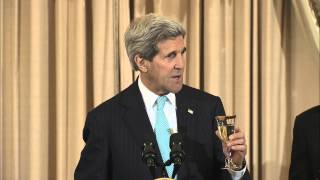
[[155, 96, 173, 178]]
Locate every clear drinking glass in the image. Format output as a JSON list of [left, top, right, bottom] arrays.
[[215, 115, 236, 169]]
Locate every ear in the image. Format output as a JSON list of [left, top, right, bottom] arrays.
[[134, 55, 149, 73]]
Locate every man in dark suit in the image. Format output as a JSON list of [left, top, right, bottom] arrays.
[[289, 105, 320, 180], [75, 14, 250, 180]]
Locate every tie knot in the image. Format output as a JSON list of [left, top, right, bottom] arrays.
[[156, 96, 167, 110]]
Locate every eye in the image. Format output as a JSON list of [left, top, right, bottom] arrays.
[[166, 52, 177, 59]]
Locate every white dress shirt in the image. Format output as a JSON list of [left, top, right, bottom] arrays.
[[137, 78, 246, 179], [138, 78, 177, 131]]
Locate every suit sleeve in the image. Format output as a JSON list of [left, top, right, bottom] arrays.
[[74, 111, 110, 180], [289, 115, 309, 180]]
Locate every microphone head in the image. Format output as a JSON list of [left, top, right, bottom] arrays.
[[169, 133, 185, 163], [142, 136, 157, 167], [170, 133, 183, 149], [142, 134, 155, 153], [142, 141, 155, 153], [141, 137, 157, 179], [169, 133, 185, 179]]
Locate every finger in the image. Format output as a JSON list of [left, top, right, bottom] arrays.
[[227, 138, 246, 147], [229, 130, 245, 140], [230, 144, 247, 152]]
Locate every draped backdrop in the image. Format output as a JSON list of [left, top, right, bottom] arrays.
[[0, 0, 319, 180]]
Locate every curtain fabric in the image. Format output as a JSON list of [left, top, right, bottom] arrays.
[[0, 0, 319, 180]]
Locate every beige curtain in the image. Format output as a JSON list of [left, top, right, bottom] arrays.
[[0, 0, 319, 180]]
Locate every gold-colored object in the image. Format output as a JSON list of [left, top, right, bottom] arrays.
[[226, 158, 244, 171], [215, 115, 236, 142], [217, 125, 228, 141], [215, 115, 238, 170], [226, 115, 236, 119]]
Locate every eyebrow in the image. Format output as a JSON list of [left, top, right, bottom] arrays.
[[164, 47, 187, 57], [181, 47, 187, 54]]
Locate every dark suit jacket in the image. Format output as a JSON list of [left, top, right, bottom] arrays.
[[74, 81, 250, 180], [289, 105, 320, 180]]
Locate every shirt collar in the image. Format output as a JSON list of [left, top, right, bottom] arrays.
[[138, 77, 176, 108]]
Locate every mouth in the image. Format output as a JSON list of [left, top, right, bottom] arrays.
[[171, 75, 182, 81]]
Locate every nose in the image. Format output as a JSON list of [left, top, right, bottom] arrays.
[[174, 53, 185, 69]]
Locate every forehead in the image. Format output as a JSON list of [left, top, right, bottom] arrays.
[[156, 36, 185, 53]]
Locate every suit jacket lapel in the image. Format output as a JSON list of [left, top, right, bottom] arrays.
[[175, 86, 199, 179], [119, 82, 170, 178], [176, 88, 196, 134], [119, 81, 156, 152]]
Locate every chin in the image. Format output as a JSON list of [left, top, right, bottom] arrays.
[[170, 84, 183, 94]]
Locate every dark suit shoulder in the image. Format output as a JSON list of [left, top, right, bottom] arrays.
[[82, 86, 135, 143], [178, 85, 225, 116], [88, 95, 120, 117], [293, 105, 320, 135], [179, 85, 221, 102], [297, 105, 320, 118], [88, 83, 138, 115], [295, 105, 320, 124]]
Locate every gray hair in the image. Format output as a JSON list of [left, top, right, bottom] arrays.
[[124, 14, 186, 70]]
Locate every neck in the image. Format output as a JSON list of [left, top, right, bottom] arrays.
[[139, 75, 168, 96]]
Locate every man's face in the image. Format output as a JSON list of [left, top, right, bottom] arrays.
[[140, 35, 186, 95]]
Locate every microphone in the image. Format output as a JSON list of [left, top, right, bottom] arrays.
[[142, 139, 157, 178], [168, 133, 186, 179]]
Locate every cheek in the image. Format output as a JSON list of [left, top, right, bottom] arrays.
[[153, 65, 169, 77], [151, 63, 174, 81]]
